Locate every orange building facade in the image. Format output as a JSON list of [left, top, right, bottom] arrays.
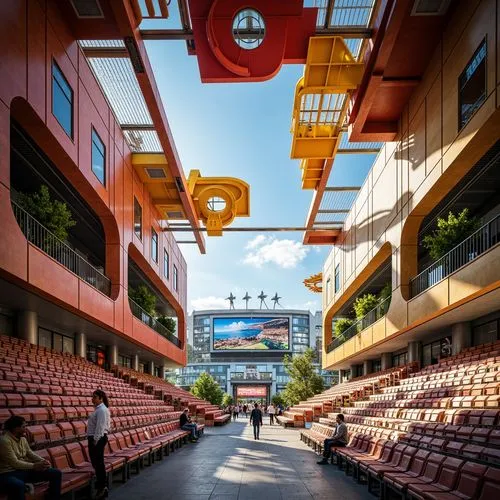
[[0, 0, 189, 372], [322, 0, 500, 376]]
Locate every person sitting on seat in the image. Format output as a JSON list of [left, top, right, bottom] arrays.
[[317, 414, 348, 465], [180, 409, 199, 442], [0, 415, 62, 499]]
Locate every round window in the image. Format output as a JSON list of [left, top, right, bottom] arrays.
[[207, 196, 227, 212], [232, 9, 265, 50]]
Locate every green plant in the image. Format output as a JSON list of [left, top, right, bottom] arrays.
[[156, 315, 176, 334], [282, 348, 324, 406], [379, 283, 392, 303], [271, 393, 285, 407], [353, 293, 379, 320], [333, 318, 354, 339], [191, 372, 223, 406], [18, 185, 76, 241], [422, 209, 479, 261], [222, 393, 233, 407], [129, 284, 157, 316]]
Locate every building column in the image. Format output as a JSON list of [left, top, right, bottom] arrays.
[[132, 354, 139, 371], [17, 311, 38, 345], [381, 352, 393, 371], [107, 345, 118, 367], [451, 322, 472, 355], [75, 332, 87, 359], [408, 341, 422, 365], [149, 361, 155, 376], [363, 360, 373, 376]]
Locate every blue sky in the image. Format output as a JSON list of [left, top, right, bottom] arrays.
[[146, 38, 376, 314]]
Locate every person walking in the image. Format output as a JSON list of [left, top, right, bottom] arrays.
[[232, 405, 238, 421], [243, 404, 248, 417], [87, 390, 111, 499], [249, 403, 263, 440], [267, 404, 276, 425]]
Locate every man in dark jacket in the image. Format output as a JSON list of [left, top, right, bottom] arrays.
[[180, 409, 199, 442], [249, 403, 263, 440]]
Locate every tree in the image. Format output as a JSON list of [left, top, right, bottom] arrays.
[[222, 393, 233, 407], [128, 284, 156, 316], [333, 318, 354, 339], [190, 372, 223, 406], [282, 348, 324, 406], [271, 393, 284, 407], [353, 293, 379, 320], [18, 184, 76, 241], [423, 209, 479, 261], [156, 315, 176, 335]]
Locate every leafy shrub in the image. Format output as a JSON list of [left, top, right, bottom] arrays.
[[353, 293, 379, 320], [129, 284, 156, 316], [157, 316, 176, 334], [422, 209, 479, 261], [333, 318, 354, 339]]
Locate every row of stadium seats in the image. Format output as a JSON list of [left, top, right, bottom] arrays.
[[298, 340, 500, 499], [0, 334, 212, 498]]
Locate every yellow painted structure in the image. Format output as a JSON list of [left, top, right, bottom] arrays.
[[304, 272, 323, 293], [290, 37, 363, 189], [132, 154, 249, 236]]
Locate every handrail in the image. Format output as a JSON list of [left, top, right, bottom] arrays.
[[327, 295, 391, 353], [128, 298, 182, 349], [410, 214, 500, 298], [11, 200, 111, 296]]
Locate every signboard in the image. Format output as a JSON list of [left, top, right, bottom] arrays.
[[213, 316, 289, 350], [236, 386, 267, 397]]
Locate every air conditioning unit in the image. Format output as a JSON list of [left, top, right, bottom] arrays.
[[70, 0, 104, 18], [146, 168, 167, 179], [411, 0, 452, 15]]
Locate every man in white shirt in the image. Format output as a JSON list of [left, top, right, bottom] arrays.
[[267, 404, 276, 425]]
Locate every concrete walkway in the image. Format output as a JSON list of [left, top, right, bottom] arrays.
[[109, 418, 372, 499]]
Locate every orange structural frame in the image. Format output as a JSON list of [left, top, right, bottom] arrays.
[[188, 0, 317, 82]]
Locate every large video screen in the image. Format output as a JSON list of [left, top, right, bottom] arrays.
[[213, 317, 289, 350]]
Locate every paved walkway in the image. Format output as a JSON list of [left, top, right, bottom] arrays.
[[110, 418, 372, 499]]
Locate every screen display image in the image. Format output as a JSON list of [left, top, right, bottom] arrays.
[[213, 317, 289, 350]]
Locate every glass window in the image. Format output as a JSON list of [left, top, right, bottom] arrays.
[[326, 278, 331, 303], [151, 228, 158, 263], [52, 61, 73, 138], [134, 198, 142, 240], [334, 264, 340, 293], [163, 249, 169, 279], [459, 38, 487, 130], [91, 128, 106, 185], [473, 320, 498, 346], [62, 336, 74, 354], [173, 265, 178, 291], [38, 328, 52, 349], [392, 352, 408, 367]]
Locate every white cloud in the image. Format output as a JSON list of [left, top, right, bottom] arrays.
[[243, 236, 309, 269], [191, 296, 228, 311], [245, 234, 267, 250], [223, 321, 247, 331]]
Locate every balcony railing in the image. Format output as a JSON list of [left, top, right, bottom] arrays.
[[230, 372, 273, 382], [410, 215, 500, 298], [128, 298, 182, 349], [326, 296, 391, 353], [12, 201, 111, 296]]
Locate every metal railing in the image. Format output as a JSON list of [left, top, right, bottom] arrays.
[[12, 201, 111, 296], [410, 215, 500, 298], [128, 298, 182, 349], [327, 296, 391, 353], [230, 372, 273, 382]]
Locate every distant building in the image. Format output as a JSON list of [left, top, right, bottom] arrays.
[[174, 308, 337, 402]]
